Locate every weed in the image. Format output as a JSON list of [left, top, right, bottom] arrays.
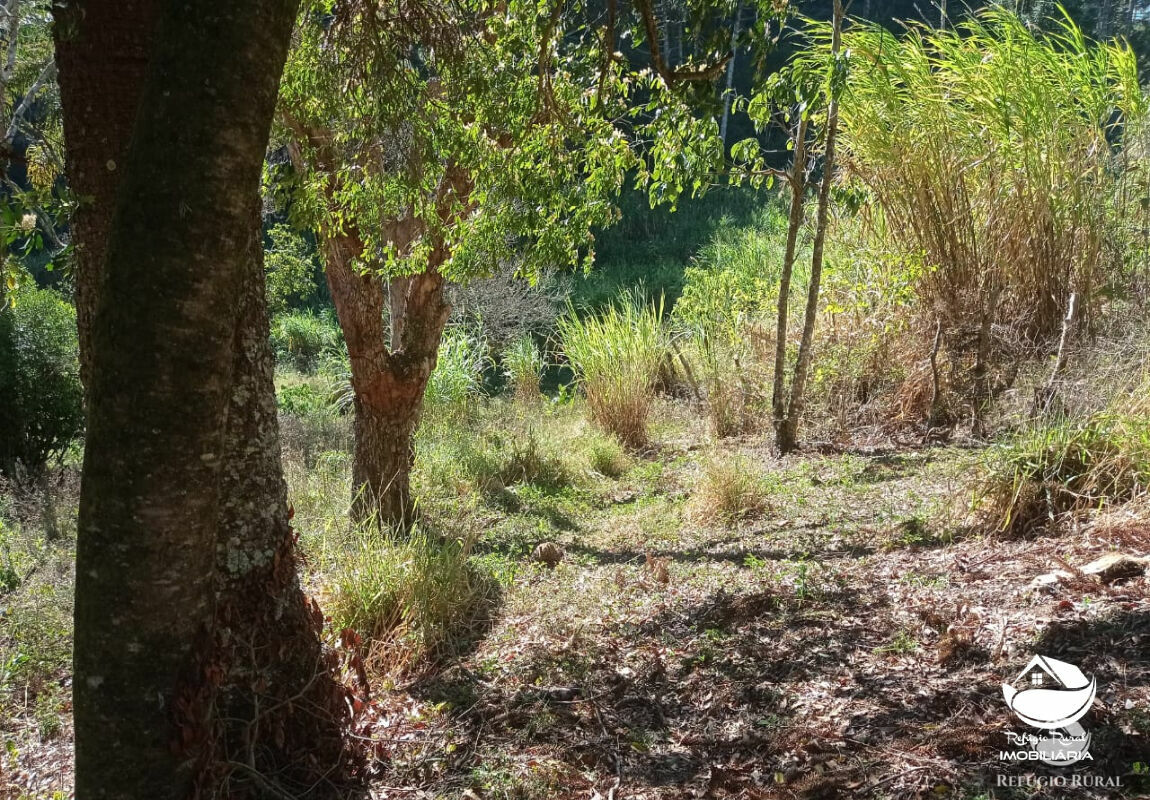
[[875, 629, 919, 655], [270, 310, 341, 372], [584, 433, 629, 478], [427, 325, 490, 412]]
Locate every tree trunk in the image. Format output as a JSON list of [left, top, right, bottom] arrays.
[[284, 126, 461, 530], [718, 0, 742, 150], [56, 1, 359, 797], [52, 0, 158, 392], [321, 229, 450, 528], [777, 0, 843, 455], [208, 200, 359, 797], [771, 115, 808, 451]]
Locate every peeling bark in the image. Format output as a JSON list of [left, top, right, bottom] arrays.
[[322, 228, 450, 527], [285, 126, 460, 529]]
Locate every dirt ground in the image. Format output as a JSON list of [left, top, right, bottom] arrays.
[[4, 436, 1149, 800], [360, 440, 1150, 799]]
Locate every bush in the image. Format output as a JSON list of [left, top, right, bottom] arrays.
[[0, 287, 83, 477], [418, 419, 572, 497], [557, 295, 666, 448], [326, 526, 498, 669], [502, 335, 545, 402], [270, 310, 341, 372]]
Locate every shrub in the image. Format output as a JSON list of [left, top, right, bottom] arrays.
[[675, 205, 793, 340], [0, 287, 83, 477], [557, 295, 666, 448], [686, 331, 769, 438], [270, 310, 341, 372], [426, 325, 489, 411], [502, 335, 545, 402], [326, 526, 498, 669]]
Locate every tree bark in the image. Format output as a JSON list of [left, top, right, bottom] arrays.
[[321, 228, 450, 528], [56, 1, 360, 797], [283, 127, 459, 529], [718, 0, 742, 150], [53, 0, 159, 392]]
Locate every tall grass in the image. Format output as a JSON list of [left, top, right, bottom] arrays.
[[557, 295, 667, 448], [978, 373, 1150, 535], [425, 325, 489, 411], [820, 7, 1145, 341], [502, 335, 545, 402]]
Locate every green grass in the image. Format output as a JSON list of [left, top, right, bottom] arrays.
[[978, 378, 1150, 535], [556, 295, 667, 448], [324, 524, 498, 668]]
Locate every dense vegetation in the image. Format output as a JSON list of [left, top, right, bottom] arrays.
[[2, 1, 1150, 798]]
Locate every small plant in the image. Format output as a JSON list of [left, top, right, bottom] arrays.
[[557, 294, 667, 448], [875, 629, 919, 656], [694, 454, 772, 523], [502, 334, 545, 402]]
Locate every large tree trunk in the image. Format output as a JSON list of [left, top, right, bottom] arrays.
[[56, 1, 357, 797], [52, 0, 158, 391]]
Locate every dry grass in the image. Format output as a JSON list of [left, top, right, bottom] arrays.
[[692, 453, 773, 523]]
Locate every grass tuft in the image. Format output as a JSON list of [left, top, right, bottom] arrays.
[[557, 295, 666, 448], [325, 525, 499, 671]]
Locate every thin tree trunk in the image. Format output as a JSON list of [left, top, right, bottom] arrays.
[[719, 0, 742, 150], [56, 1, 360, 797], [778, 0, 843, 455], [771, 115, 809, 443]]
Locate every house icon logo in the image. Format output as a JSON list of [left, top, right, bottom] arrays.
[[1000, 654, 1096, 765]]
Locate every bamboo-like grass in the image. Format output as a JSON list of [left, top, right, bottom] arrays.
[[816, 6, 1145, 341]]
